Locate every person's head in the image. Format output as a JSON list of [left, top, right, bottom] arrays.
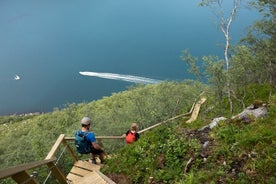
[[130, 123, 138, 131], [81, 117, 91, 129]]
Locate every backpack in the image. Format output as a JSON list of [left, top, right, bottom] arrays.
[[125, 131, 137, 144], [75, 131, 92, 154]]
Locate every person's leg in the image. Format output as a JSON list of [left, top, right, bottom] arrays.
[[98, 152, 104, 164], [91, 147, 105, 164], [90, 153, 96, 164]]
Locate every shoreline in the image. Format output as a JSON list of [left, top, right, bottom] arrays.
[[1, 112, 43, 118]]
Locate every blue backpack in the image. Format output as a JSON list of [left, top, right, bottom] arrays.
[[75, 131, 92, 154]]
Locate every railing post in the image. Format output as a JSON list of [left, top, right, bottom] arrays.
[[45, 134, 65, 160], [62, 139, 78, 162], [44, 134, 68, 183], [11, 171, 39, 184], [46, 161, 67, 184]]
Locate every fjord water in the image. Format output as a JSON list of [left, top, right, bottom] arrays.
[[0, 0, 259, 115]]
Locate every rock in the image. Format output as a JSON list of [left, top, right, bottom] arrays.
[[231, 104, 267, 122]]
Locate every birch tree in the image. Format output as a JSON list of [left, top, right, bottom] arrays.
[[199, 0, 241, 112]]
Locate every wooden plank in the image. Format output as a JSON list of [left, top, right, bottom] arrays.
[[186, 97, 207, 123], [70, 167, 92, 176], [0, 158, 55, 179], [66, 172, 83, 182], [66, 160, 113, 184], [95, 170, 116, 184], [65, 136, 124, 141], [73, 160, 101, 171], [75, 172, 107, 184], [46, 161, 67, 184], [11, 171, 38, 184], [45, 134, 65, 159], [138, 112, 192, 134], [62, 139, 78, 162]]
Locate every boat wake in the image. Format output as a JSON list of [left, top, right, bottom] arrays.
[[79, 71, 161, 84]]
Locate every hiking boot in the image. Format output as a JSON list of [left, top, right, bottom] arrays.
[[91, 159, 97, 164]]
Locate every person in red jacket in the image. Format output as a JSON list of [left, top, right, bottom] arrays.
[[122, 123, 140, 144]]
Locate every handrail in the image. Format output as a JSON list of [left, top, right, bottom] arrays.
[[65, 101, 196, 140], [0, 158, 55, 179], [65, 135, 124, 141], [65, 111, 192, 140], [0, 134, 69, 184], [138, 111, 192, 134]]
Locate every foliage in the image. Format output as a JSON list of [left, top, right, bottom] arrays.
[[0, 81, 207, 170], [103, 93, 276, 184], [180, 50, 202, 81], [241, 0, 276, 90], [182, 0, 276, 113], [102, 124, 201, 183], [1, 1, 276, 183]]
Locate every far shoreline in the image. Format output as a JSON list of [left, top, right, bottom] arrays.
[[0, 111, 43, 118]]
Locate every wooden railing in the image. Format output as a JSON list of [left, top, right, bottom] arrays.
[[0, 158, 55, 184], [0, 134, 125, 184], [0, 96, 204, 184]]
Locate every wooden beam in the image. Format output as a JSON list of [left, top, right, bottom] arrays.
[[0, 158, 55, 179], [186, 97, 206, 123], [46, 161, 67, 184], [65, 136, 124, 141], [62, 139, 78, 162], [45, 134, 65, 160], [11, 170, 38, 184], [138, 112, 191, 134]]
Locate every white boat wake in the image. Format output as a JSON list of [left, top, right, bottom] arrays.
[[79, 71, 161, 84]]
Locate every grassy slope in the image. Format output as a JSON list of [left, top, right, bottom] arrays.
[[0, 81, 207, 169], [102, 95, 276, 183], [0, 82, 275, 184]]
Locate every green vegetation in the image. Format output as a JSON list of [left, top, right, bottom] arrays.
[[101, 86, 276, 184], [1, 81, 275, 183], [1, 0, 275, 183], [0, 81, 207, 169]]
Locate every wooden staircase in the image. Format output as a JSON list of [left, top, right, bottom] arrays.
[[0, 134, 119, 184]]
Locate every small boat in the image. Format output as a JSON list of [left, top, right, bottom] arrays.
[[14, 75, 20, 80]]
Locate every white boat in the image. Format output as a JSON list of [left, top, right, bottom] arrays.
[[14, 75, 20, 80]]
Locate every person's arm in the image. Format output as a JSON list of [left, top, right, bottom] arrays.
[[88, 132, 104, 151], [92, 142, 104, 151], [122, 130, 130, 137]]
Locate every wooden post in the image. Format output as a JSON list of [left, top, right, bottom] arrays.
[[46, 161, 67, 184], [45, 134, 65, 160], [62, 139, 78, 162], [11, 171, 39, 184]]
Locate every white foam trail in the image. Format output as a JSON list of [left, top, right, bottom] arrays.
[[79, 71, 161, 84]]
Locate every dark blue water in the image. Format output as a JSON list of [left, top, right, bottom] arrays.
[[0, 0, 259, 115]]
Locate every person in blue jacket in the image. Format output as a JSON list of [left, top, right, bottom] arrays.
[[75, 117, 105, 164]]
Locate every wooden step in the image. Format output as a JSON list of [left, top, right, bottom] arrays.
[[74, 171, 110, 184], [66, 160, 103, 183]]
